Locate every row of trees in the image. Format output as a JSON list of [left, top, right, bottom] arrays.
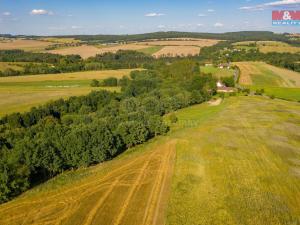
[[0, 59, 217, 203]]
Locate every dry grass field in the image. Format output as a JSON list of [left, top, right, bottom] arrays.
[[153, 46, 200, 57], [0, 39, 53, 51], [235, 62, 300, 87], [0, 69, 134, 115], [0, 136, 176, 225]]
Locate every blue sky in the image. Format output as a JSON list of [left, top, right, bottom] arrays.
[[0, 0, 300, 35]]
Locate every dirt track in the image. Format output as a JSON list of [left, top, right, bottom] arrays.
[[0, 140, 176, 225]]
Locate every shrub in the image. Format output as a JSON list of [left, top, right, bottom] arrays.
[[90, 79, 100, 87], [169, 113, 178, 124]]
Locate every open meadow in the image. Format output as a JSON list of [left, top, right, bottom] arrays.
[[0, 96, 299, 225], [0, 69, 134, 116]]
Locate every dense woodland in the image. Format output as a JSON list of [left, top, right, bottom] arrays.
[[0, 59, 217, 203]]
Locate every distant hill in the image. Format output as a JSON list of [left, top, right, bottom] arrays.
[[1, 31, 299, 45]]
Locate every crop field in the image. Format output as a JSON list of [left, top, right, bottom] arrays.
[[48, 39, 220, 58], [0, 96, 299, 224], [152, 46, 200, 57], [139, 39, 220, 47], [235, 61, 300, 87], [167, 96, 300, 224], [200, 65, 235, 78], [233, 41, 300, 53], [0, 39, 54, 51], [39, 37, 81, 44], [0, 134, 176, 225], [48, 44, 150, 59], [0, 69, 134, 116]]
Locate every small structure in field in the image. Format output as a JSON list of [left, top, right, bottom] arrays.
[[218, 63, 231, 69], [216, 81, 235, 93]]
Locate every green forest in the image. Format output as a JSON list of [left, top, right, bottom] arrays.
[[0, 59, 216, 203]]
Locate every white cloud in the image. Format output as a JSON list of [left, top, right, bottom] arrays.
[[157, 25, 166, 28], [207, 9, 215, 12], [71, 25, 82, 29], [198, 13, 207, 17], [197, 23, 204, 27], [30, 9, 53, 15], [3, 12, 11, 16], [240, 0, 300, 10], [145, 12, 165, 17], [214, 22, 224, 27]]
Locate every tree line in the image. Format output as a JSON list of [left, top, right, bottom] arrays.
[[0, 59, 217, 203]]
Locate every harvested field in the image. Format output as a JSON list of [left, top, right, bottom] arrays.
[[48, 44, 150, 59], [0, 39, 53, 51], [138, 39, 220, 47], [0, 138, 176, 225], [152, 46, 200, 57], [48, 45, 103, 59]]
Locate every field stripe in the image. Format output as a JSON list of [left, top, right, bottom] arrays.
[[113, 151, 157, 225], [83, 179, 119, 225]]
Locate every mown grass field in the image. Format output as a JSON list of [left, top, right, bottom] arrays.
[[0, 131, 176, 225], [200, 65, 235, 78], [233, 41, 300, 54], [0, 69, 134, 116], [248, 86, 300, 102], [0, 96, 299, 225], [167, 96, 300, 225], [235, 61, 300, 87]]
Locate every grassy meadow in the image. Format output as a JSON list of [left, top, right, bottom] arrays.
[[167, 96, 300, 225], [0, 69, 135, 116], [0, 96, 299, 225], [233, 41, 300, 53], [235, 61, 300, 87], [200, 65, 235, 78]]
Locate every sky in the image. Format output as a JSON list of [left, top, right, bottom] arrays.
[[0, 0, 300, 35]]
